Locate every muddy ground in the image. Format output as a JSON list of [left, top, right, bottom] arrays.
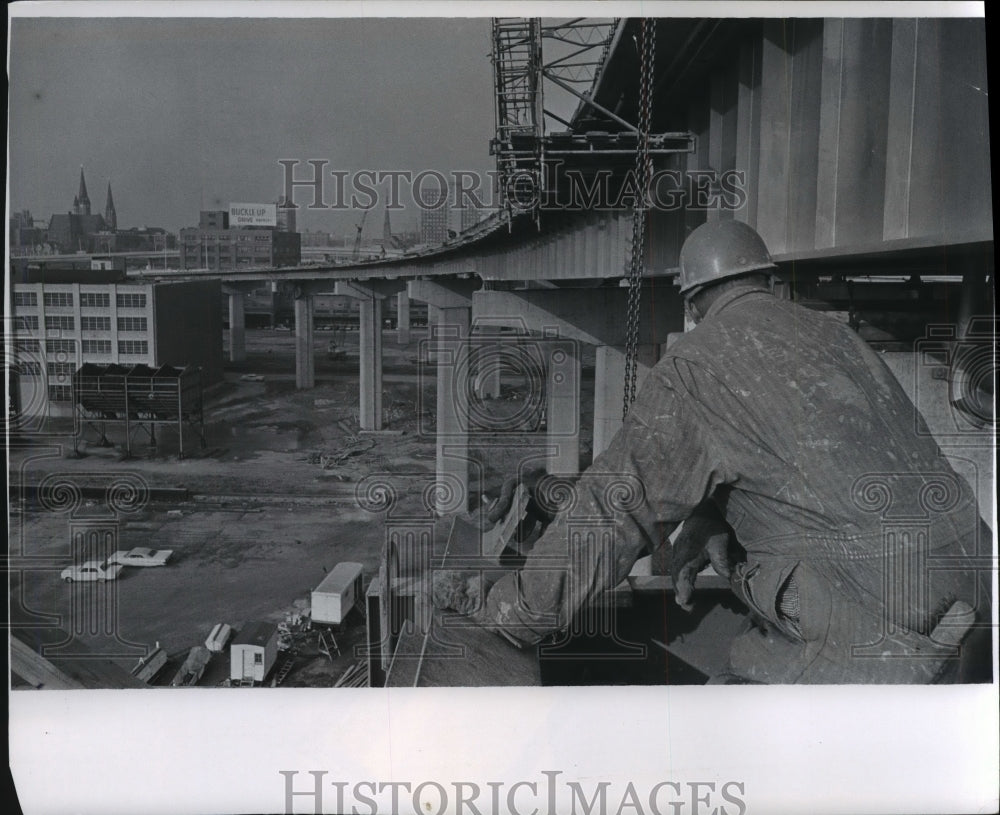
[[9, 327, 598, 688]]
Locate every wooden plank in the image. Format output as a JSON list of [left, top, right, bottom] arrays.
[[386, 605, 541, 687], [628, 571, 731, 593], [882, 18, 918, 241], [364, 568, 388, 686], [10, 637, 84, 689], [10, 631, 148, 689]]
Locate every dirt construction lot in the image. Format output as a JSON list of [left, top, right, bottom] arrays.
[[9, 328, 597, 688]]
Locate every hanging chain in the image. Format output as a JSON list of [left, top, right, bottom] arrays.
[[623, 18, 657, 421]]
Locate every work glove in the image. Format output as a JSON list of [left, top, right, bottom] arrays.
[[431, 570, 483, 616], [486, 466, 554, 524], [670, 501, 742, 612]]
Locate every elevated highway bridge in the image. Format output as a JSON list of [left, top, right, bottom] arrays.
[[137, 17, 991, 515]]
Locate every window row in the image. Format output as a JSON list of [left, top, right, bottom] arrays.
[[46, 316, 75, 331], [14, 291, 148, 308], [82, 340, 112, 354], [44, 292, 74, 308], [48, 385, 73, 402], [37, 339, 149, 356], [117, 294, 147, 308], [81, 293, 110, 308], [81, 317, 112, 332], [27, 316, 149, 332], [117, 317, 148, 332]]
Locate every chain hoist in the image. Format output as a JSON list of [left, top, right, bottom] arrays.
[[623, 18, 657, 421]]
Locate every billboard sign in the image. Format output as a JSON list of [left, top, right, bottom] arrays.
[[229, 203, 276, 227]]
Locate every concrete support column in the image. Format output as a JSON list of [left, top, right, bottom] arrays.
[[593, 344, 659, 458], [358, 295, 384, 430], [474, 326, 503, 399], [396, 290, 411, 346], [408, 279, 480, 514], [228, 292, 246, 362], [336, 279, 404, 431], [547, 341, 581, 475], [434, 306, 471, 514], [294, 295, 314, 389]]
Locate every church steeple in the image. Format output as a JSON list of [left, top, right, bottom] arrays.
[[104, 182, 117, 231], [77, 166, 91, 215], [383, 204, 392, 247]]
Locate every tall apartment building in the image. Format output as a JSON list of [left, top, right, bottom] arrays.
[[418, 185, 449, 245], [10, 267, 222, 420], [178, 210, 301, 271]]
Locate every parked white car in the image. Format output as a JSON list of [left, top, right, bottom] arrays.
[[107, 547, 173, 567], [60, 561, 124, 583]]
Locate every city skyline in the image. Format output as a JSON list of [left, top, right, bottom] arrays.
[[8, 16, 497, 237]]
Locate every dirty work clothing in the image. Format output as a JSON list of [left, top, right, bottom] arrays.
[[477, 285, 992, 683]]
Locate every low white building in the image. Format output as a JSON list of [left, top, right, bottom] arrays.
[[229, 621, 279, 684]]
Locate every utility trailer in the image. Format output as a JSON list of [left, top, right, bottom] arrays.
[[311, 562, 363, 625]]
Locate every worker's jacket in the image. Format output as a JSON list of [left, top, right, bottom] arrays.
[[479, 285, 992, 682]]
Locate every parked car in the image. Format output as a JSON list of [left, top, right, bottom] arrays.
[[240, 374, 265, 382], [60, 561, 124, 583], [107, 547, 173, 567]]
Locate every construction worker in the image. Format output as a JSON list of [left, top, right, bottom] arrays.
[[434, 219, 993, 683]]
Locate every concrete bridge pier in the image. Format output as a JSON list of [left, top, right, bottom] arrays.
[[472, 285, 684, 467], [227, 291, 246, 362], [396, 291, 411, 346], [335, 281, 404, 431], [293, 293, 314, 389], [472, 325, 503, 400], [408, 279, 480, 513]]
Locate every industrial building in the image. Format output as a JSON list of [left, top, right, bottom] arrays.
[[178, 206, 301, 271], [9, 261, 223, 421]]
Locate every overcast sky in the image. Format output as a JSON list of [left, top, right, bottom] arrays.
[[8, 16, 498, 236]]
